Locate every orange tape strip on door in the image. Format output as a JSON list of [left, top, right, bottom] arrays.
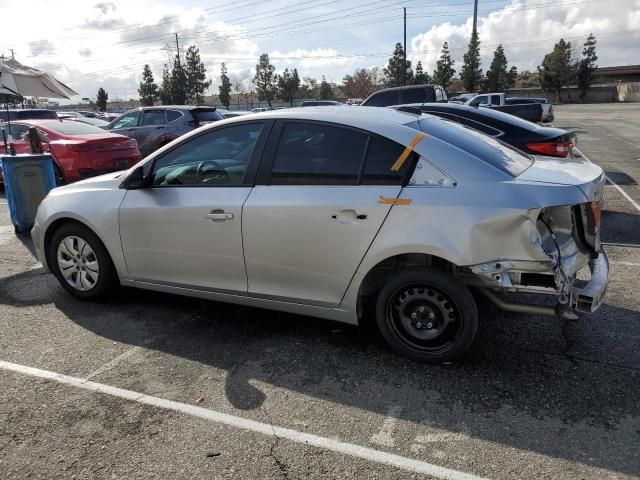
[[378, 196, 412, 206]]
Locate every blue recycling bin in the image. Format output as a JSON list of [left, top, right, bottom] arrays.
[[1, 153, 56, 234]]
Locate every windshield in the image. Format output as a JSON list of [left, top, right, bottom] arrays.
[[40, 120, 109, 135], [417, 116, 533, 177]]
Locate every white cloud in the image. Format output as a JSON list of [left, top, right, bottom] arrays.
[[411, 0, 640, 74]]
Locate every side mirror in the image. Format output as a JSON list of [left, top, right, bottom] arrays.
[[120, 165, 150, 190]]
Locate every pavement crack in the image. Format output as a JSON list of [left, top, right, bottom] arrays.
[[263, 404, 289, 479]]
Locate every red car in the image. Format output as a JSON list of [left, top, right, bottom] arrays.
[[1, 119, 143, 184]]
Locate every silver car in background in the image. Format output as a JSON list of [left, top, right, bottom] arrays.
[[31, 107, 608, 363]]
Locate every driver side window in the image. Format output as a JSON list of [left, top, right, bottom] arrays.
[[150, 123, 264, 186]]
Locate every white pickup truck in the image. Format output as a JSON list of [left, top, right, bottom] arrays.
[[464, 93, 553, 123]]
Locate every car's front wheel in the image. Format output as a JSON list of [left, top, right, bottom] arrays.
[[375, 270, 478, 363], [49, 223, 118, 300]]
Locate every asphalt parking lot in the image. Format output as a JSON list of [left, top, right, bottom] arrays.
[[1, 103, 639, 480]]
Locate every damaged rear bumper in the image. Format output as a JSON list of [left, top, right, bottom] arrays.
[[469, 249, 609, 318]]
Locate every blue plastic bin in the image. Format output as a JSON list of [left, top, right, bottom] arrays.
[[1, 153, 56, 234]]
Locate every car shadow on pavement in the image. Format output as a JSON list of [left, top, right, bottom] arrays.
[[0, 265, 639, 477], [602, 210, 640, 245]]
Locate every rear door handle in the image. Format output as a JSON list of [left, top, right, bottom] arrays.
[[205, 210, 234, 221]]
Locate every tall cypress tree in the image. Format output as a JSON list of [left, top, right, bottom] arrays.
[[485, 45, 509, 92], [96, 88, 108, 112], [170, 54, 188, 105], [185, 46, 211, 105], [577, 33, 598, 100], [253, 53, 276, 107], [414, 61, 430, 84], [158, 66, 172, 105], [138, 64, 159, 106], [432, 42, 456, 89], [460, 31, 483, 92], [218, 63, 232, 108], [538, 39, 576, 101], [383, 43, 413, 87]]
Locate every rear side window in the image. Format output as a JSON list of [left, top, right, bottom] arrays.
[[270, 122, 367, 185], [364, 90, 399, 107], [166, 110, 183, 122], [418, 117, 533, 177], [403, 87, 432, 104], [192, 109, 223, 123], [361, 136, 413, 185], [141, 110, 165, 126], [457, 117, 502, 136]]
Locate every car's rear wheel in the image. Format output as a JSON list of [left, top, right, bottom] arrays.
[[375, 270, 478, 363], [49, 223, 118, 300]]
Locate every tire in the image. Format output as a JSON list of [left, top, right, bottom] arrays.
[[49, 223, 118, 300], [375, 270, 478, 363]]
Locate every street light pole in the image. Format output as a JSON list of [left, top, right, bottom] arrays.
[[403, 7, 407, 86], [472, 0, 478, 36]]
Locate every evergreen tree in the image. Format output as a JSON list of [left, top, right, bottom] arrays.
[[413, 61, 431, 84], [505, 66, 518, 89], [158, 66, 172, 105], [218, 63, 232, 109], [253, 53, 276, 107], [276, 68, 301, 106], [96, 87, 108, 112], [383, 42, 413, 87], [318, 76, 333, 99], [170, 55, 188, 105], [432, 42, 456, 88], [185, 46, 211, 105], [577, 33, 598, 100], [460, 31, 483, 92], [538, 39, 576, 101], [138, 64, 159, 106], [485, 45, 509, 92]]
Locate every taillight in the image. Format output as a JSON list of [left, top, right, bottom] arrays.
[[525, 141, 573, 157], [589, 201, 602, 233]]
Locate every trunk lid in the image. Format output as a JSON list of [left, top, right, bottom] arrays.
[[517, 156, 605, 201]]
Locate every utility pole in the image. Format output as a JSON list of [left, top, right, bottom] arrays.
[[403, 7, 407, 86], [472, 0, 479, 36], [174, 33, 181, 65], [10, 49, 15, 59]]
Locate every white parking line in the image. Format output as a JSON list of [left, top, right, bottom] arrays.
[[0, 359, 489, 480], [574, 147, 640, 213]]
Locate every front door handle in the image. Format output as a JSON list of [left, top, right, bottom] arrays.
[[205, 210, 234, 221], [332, 209, 366, 225]]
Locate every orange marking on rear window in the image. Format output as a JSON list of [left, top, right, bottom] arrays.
[[390, 132, 427, 171]]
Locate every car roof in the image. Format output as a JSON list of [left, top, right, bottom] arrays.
[[134, 105, 217, 111], [231, 106, 420, 126], [371, 84, 437, 93]]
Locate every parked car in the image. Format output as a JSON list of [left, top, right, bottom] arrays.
[[0, 109, 58, 121], [395, 103, 575, 157], [505, 97, 554, 122], [464, 93, 544, 122], [57, 111, 83, 119], [106, 106, 223, 156], [300, 100, 344, 107], [217, 109, 252, 119], [31, 107, 608, 363], [361, 84, 448, 107], [77, 111, 99, 118], [97, 112, 119, 122], [448, 93, 476, 104], [2, 119, 142, 184], [251, 107, 274, 113], [71, 117, 110, 128]]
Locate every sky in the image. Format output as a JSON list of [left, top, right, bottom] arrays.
[[0, 0, 638, 103]]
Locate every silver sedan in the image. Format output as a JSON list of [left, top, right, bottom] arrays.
[[31, 107, 608, 363]]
